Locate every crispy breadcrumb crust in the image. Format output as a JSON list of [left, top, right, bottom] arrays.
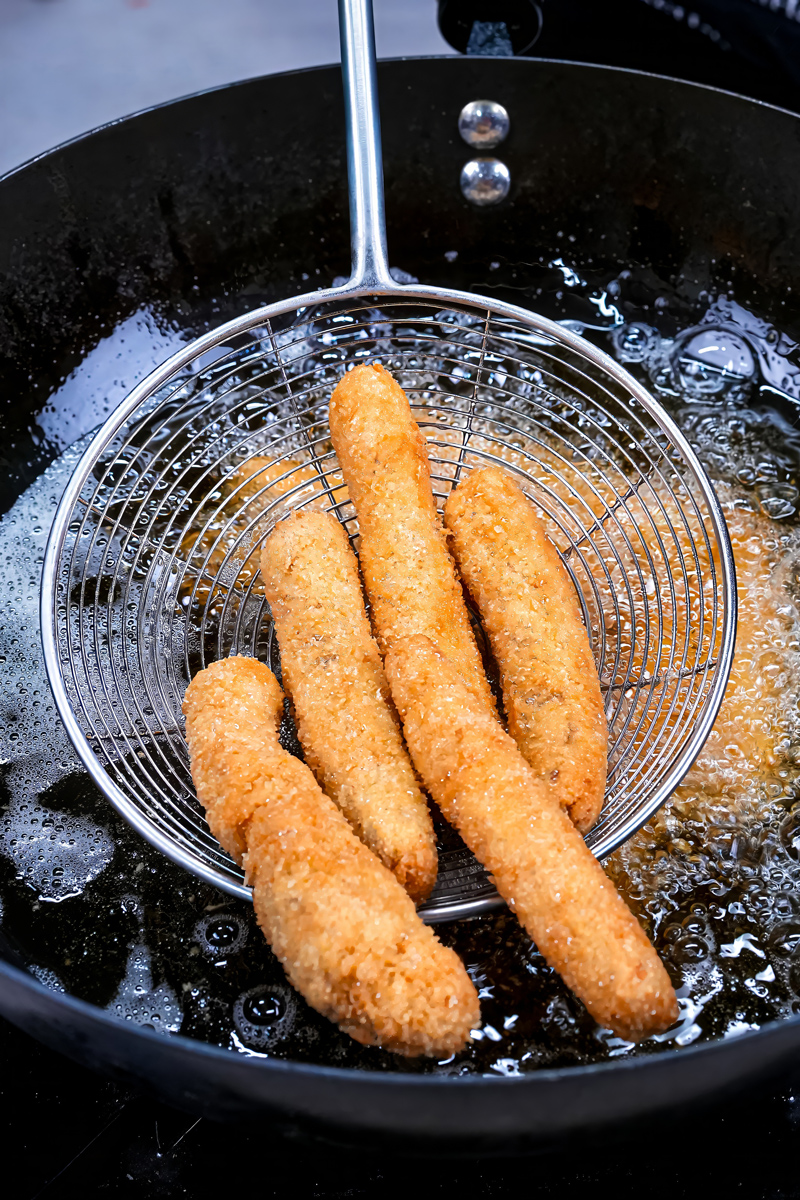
[[384, 636, 678, 1043], [261, 510, 437, 902], [445, 466, 607, 834], [328, 363, 495, 714], [182, 656, 478, 1056]]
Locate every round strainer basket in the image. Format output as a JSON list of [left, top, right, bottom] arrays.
[[41, 290, 736, 921]]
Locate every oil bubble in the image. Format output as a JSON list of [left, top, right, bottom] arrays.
[[232, 983, 296, 1051], [670, 327, 756, 396], [758, 484, 799, 522], [668, 935, 710, 965], [611, 323, 659, 363], [767, 923, 800, 956], [194, 913, 247, 958]]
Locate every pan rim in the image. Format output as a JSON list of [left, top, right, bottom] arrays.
[[2, 955, 798, 1090], [3, 54, 799, 191]]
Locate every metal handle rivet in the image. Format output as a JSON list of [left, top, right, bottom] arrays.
[[460, 157, 511, 206], [458, 100, 510, 149]]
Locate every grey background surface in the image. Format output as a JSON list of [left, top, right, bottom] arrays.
[[0, 0, 451, 176]]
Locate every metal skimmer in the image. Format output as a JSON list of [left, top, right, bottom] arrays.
[[41, 0, 736, 923]]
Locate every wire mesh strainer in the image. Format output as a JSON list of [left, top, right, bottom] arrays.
[[41, 0, 736, 923]]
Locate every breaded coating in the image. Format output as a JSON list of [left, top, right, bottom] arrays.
[[328, 363, 495, 714], [182, 655, 478, 1056], [260, 510, 437, 902], [384, 636, 678, 1043], [445, 466, 607, 834]]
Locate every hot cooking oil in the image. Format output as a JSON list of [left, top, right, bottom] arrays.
[[2, 268, 800, 1074]]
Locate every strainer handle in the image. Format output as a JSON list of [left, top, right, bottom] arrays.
[[339, 0, 393, 289]]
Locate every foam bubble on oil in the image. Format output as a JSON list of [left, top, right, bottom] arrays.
[[108, 942, 182, 1034], [611, 489, 800, 866], [0, 441, 86, 784], [0, 436, 115, 902], [608, 456, 800, 1038], [28, 964, 66, 992], [0, 793, 114, 902]]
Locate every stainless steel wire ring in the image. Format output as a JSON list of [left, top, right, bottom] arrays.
[[41, 287, 737, 921]]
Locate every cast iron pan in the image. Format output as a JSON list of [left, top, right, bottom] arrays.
[[2, 57, 800, 1145]]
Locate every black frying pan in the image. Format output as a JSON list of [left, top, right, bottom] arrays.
[[2, 57, 800, 1147]]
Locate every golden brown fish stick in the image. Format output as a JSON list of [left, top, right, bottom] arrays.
[[183, 656, 479, 1057], [328, 363, 495, 713], [445, 466, 607, 835], [384, 636, 677, 1042], [260, 510, 437, 902]]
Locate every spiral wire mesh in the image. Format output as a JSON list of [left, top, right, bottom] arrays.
[[42, 294, 736, 921]]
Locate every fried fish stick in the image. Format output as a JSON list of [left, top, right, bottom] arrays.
[[329, 363, 495, 713], [384, 636, 677, 1042], [445, 466, 607, 834], [183, 656, 479, 1056], [260, 510, 437, 902]]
